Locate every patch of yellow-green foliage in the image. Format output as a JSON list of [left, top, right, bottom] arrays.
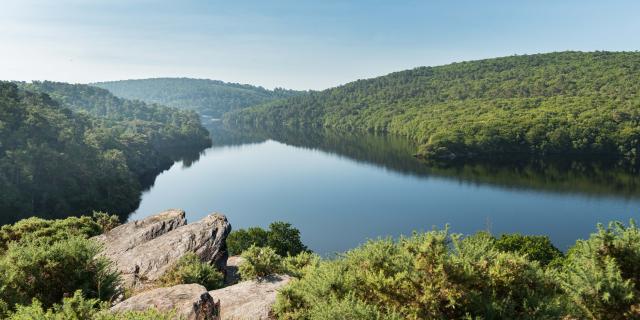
[[273, 221, 640, 320], [239, 246, 284, 280], [159, 252, 224, 290], [0, 212, 118, 251], [8, 290, 178, 320], [0, 214, 193, 319]]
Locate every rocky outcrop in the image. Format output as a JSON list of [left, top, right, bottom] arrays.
[[111, 284, 219, 320], [99, 212, 231, 289], [209, 275, 291, 320], [94, 209, 187, 257], [224, 256, 245, 286]]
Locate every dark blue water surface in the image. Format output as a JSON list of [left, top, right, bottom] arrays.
[[130, 125, 640, 254]]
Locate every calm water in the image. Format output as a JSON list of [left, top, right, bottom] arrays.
[[130, 125, 640, 254]]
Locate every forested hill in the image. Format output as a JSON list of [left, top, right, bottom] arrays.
[[93, 78, 302, 118], [226, 51, 640, 163], [18, 81, 211, 152], [1, 82, 210, 223]]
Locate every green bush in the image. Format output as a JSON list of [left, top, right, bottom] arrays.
[[158, 253, 224, 290], [92, 212, 121, 233], [239, 245, 283, 280], [0, 236, 120, 308], [226, 227, 269, 256], [0, 213, 120, 251], [274, 229, 562, 320], [282, 251, 320, 278], [8, 290, 177, 320], [304, 296, 403, 320], [494, 233, 564, 267], [226, 221, 308, 257], [267, 222, 309, 257], [9, 290, 100, 320], [559, 220, 640, 319]]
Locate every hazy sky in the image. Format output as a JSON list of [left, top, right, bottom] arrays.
[[2, 0, 639, 90]]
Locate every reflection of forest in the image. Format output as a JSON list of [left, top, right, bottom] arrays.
[[210, 123, 640, 199], [0, 143, 209, 226]]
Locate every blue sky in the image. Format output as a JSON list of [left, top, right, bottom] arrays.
[[2, 0, 639, 90]]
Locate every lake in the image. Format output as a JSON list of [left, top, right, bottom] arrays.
[[130, 124, 640, 255]]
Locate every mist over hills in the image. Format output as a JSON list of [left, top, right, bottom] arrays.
[[94, 77, 303, 118]]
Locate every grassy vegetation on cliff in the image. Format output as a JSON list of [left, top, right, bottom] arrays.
[[0, 214, 121, 314], [226, 51, 640, 163]]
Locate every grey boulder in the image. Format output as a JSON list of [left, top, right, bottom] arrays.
[[111, 284, 219, 320], [209, 275, 291, 320], [101, 212, 231, 289], [94, 209, 187, 257], [223, 256, 246, 286]]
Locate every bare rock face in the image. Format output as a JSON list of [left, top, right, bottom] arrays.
[[224, 256, 246, 286], [94, 209, 187, 257], [106, 213, 231, 289], [209, 275, 291, 320], [111, 284, 219, 320]]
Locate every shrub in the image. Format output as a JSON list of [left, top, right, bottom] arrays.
[[226, 221, 308, 257], [239, 245, 282, 280], [304, 296, 403, 320], [494, 233, 564, 267], [274, 229, 562, 320], [92, 212, 121, 233], [267, 222, 309, 257], [559, 220, 640, 319], [0, 213, 120, 251], [158, 253, 224, 290], [9, 290, 100, 320], [0, 236, 120, 308], [8, 290, 177, 320], [226, 227, 268, 256], [282, 251, 320, 278]]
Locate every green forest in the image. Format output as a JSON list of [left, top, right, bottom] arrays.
[[94, 78, 301, 118], [0, 82, 211, 223], [226, 51, 640, 163]]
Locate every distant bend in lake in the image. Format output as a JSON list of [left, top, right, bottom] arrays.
[[130, 124, 640, 255]]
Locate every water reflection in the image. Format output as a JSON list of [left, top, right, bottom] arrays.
[[132, 123, 640, 253], [209, 124, 640, 200]]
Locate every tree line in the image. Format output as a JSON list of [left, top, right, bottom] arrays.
[[226, 51, 640, 164], [0, 82, 211, 222], [94, 77, 302, 118]]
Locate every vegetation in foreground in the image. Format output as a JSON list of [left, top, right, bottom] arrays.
[[158, 252, 224, 290], [0, 213, 226, 319], [235, 220, 640, 320], [226, 221, 309, 256], [1, 213, 640, 319], [227, 51, 640, 164]]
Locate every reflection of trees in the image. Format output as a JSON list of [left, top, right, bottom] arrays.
[[216, 123, 640, 199], [207, 122, 269, 147]]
